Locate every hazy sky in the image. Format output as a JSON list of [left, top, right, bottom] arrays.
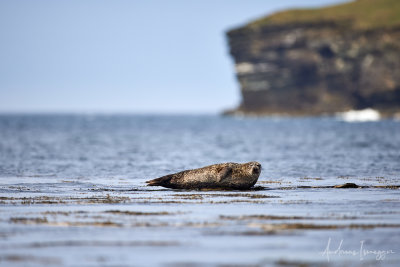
[[0, 0, 348, 114]]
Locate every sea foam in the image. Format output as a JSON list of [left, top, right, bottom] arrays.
[[337, 108, 381, 122]]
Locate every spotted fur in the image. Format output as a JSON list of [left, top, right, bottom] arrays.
[[146, 161, 261, 189]]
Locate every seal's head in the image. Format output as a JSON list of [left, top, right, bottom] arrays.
[[246, 161, 262, 176], [226, 161, 262, 189]]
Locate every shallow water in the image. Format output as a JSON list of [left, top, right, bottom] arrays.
[[0, 115, 399, 266]]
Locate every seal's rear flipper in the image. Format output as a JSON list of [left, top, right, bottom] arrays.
[[146, 174, 173, 187]]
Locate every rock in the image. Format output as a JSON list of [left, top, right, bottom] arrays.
[[334, 183, 359, 188], [226, 0, 400, 117]]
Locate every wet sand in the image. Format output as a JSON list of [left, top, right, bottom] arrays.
[[1, 175, 399, 266]]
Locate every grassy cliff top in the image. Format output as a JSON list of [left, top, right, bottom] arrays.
[[248, 0, 400, 30]]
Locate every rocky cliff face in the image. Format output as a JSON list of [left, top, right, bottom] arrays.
[[226, 0, 400, 117]]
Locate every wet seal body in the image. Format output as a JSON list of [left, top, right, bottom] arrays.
[[146, 162, 261, 190]]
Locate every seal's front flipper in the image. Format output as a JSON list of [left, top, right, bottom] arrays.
[[218, 166, 232, 182]]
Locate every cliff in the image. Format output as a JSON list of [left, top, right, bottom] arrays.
[[226, 0, 400, 117]]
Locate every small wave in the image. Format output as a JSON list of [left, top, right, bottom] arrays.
[[336, 108, 381, 122]]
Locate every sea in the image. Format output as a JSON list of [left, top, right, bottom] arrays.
[[0, 114, 399, 266]]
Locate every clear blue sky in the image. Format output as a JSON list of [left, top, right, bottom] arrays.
[[0, 0, 348, 114]]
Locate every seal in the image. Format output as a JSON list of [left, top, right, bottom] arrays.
[[146, 161, 261, 189]]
